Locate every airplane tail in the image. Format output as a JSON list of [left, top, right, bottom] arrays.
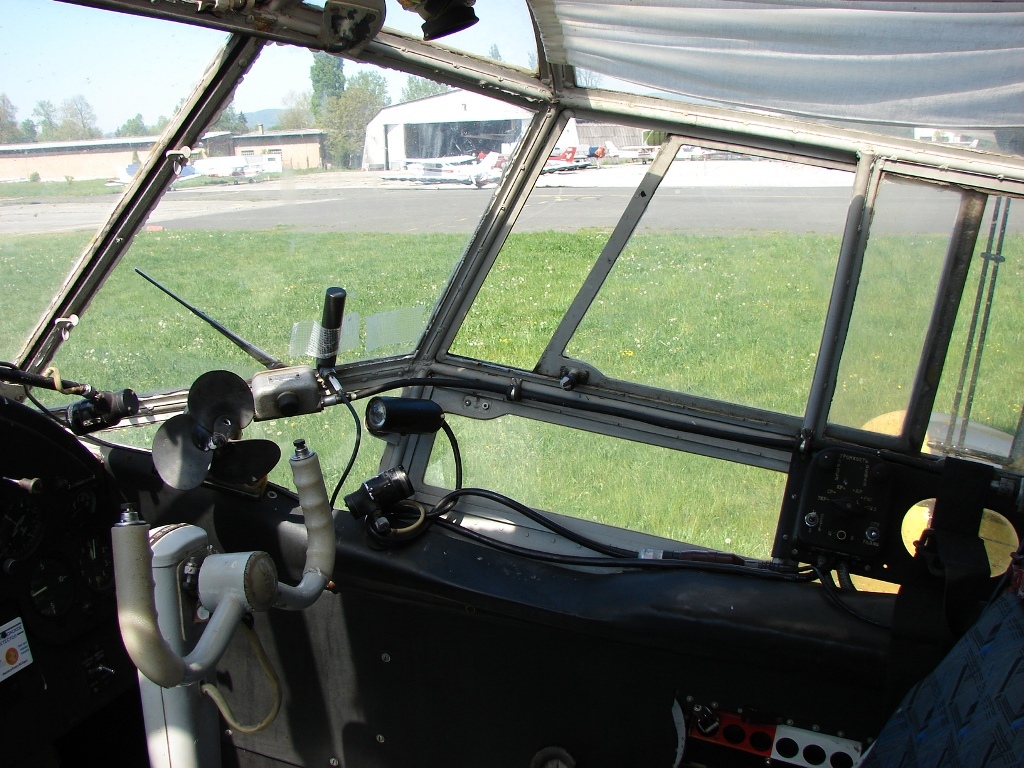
[[604, 141, 620, 156]]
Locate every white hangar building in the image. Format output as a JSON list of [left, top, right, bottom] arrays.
[[361, 89, 533, 171], [361, 89, 652, 171]]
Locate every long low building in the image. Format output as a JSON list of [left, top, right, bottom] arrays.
[[0, 136, 157, 183], [0, 128, 327, 182]]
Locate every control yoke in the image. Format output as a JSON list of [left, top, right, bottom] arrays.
[[112, 439, 335, 688]]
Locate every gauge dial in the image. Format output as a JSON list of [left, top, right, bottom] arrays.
[[77, 534, 114, 591], [69, 489, 96, 528], [0, 496, 45, 560], [30, 558, 75, 617]]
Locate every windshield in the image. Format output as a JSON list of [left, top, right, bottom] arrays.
[[5, 1, 1023, 567]]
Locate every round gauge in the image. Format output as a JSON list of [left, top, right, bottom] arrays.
[[77, 534, 114, 591], [0, 496, 45, 560], [30, 558, 76, 618], [69, 489, 96, 527]]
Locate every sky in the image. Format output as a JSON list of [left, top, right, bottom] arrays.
[[1, 0, 538, 134]]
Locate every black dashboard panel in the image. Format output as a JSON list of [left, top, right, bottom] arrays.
[[0, 397, 142, 764], [776, 443, 1023, 584]]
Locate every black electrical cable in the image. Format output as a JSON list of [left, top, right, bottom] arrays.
[[0, 360, 89, 394], [330, 396, 363, 510], [431, 487, 640, 559], [836, 561, 857, 591], [439, 420, 463, 490], [433, 517, 815, 581], [811, 564, 891, 630]]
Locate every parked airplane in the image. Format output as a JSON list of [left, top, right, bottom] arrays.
[[539, 146, 594, 173], [193, 154, 282, 181], [107, 161, 202, 186], [5, 3, 1024, 768], [383, 151, 504, 186], [604, 139, 658, 162]]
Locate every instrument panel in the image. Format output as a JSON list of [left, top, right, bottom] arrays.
[[775, 443, 1023, 583], [1, 396, 137, 763]]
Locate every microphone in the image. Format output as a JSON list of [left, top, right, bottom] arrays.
[[316, 286, 347, 371], [67, 389, 140, 435]]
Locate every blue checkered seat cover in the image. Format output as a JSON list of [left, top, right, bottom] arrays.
[[859, 593, 1024, 767]]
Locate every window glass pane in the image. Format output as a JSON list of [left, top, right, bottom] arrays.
[[830, 178, 962, 432], [450, 120, 636, 369], [426, 414, 787, 558], [46, 48, 522, 487], [930, 196, 1024, 464], [565, 148, 851, 415], [0, 0, 224, 363]]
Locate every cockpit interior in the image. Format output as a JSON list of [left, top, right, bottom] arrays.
[[3, 2, 1024, 766]]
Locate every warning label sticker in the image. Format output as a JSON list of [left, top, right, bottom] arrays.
[[0, 616, 33, 681]]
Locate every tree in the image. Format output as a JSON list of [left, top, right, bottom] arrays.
[[19, 119, 37, 143], [32, 100, 58, 141], [212, 100, 249, 134], [575, 69, 604, 88], [151, 115, 170, 134], [400, 76, 450, 103], [310, 52, 345, 123], [488, 44, 503, 62], [321, 71, 390, 169], [0, 94, 19, 144], [116, 113, 149, 137], [55, 95, 102, 140], [277, 90, 315, 130]]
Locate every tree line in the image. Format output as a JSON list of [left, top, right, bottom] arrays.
[[0, 93, 250, 145], [1, 54, 450, 169], [289, 53, 450, 169]]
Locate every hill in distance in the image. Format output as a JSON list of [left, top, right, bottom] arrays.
[[242, 109, 283, 130]]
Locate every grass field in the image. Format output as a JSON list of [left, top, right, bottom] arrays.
[[0, 178, 122, 198], [4, 224, 1022, 558]]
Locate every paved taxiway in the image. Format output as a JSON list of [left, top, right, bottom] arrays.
[[1, 161, 1016, 236]]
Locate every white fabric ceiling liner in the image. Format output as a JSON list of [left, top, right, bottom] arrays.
[[530, 0, 1024, 128]]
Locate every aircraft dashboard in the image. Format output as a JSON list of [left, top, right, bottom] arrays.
[[1, 396, 145, 765]]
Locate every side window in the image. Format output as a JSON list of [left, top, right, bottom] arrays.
[[829, 178, 962, 433], [563, 148, 852, 415], [447, 127, 858, 553], [935, 196, 1022, 465], [426, 413, 788, 559]]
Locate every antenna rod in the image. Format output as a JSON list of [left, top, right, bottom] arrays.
[[135, 269, 286, 370]]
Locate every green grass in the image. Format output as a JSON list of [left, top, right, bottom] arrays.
[[0, 178, 121, 198], [6, 226, 1023, 558], [0, 231, 96, 361]]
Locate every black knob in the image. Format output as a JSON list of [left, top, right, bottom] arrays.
[[277, 392, 300, 416]]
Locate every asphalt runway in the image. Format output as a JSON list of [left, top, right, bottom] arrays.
[[1, 163, 1017, 236]]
